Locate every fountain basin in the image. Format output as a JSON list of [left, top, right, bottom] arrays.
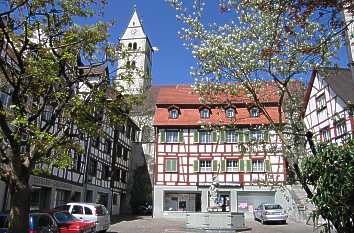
[[186, 212, 245, 230]]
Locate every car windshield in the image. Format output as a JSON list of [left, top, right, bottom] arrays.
[[53, 211, 77, 223], [264, 204, 282, 210], [0, 215, 8, 228]]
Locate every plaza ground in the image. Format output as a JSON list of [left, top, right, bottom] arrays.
[[108, 216, 323, 233]]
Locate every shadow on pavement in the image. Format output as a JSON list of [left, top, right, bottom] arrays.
[[111, 214, 152, 224]]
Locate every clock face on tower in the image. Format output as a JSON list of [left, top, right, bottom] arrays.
[[131, 29, 138, 36]]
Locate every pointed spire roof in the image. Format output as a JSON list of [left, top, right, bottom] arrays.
[[121, 6, 147, 40]]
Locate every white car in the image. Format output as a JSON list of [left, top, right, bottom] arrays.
[[56, 202, 110, 232], [253, 203, 288, 224]]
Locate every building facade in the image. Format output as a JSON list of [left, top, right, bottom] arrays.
[[152, 85, 288, 218], [304, 68, 354, 144]]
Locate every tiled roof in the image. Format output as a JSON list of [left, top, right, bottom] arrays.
[[153, 83, 283, 127]]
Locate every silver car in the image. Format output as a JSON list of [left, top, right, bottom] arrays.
[[253, 203, 288, 224]]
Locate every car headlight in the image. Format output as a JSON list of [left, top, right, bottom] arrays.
[[264, 211, 271, 215]]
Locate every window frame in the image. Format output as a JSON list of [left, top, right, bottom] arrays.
[[316, 94, 327, 111], [226, 160, 239, 172], [226, 130, 238, 143], [250, 107, 260, 118], [320, 127, 331, 142], [200, 160, 212, 172], [166, 130, 179, 143], [199, 131, 212, 144], [169, 109, 179, 119], [252, 159, 265, 172], [200, 108, 210, 119], [335, 120, 347, 138], [225, 108, 235, 118]]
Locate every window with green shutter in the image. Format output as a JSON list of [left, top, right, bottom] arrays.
[[264, 130, 270, 142], [194, 130, 199, 143], [220, 130, 226, 143], [212, 131, 218, 143], [193, 160, 199, 172], [246, 160, 252, 172], [212, 160, 219, 172], [160, 129, 165, 143], [165, 159, 177, 172], [239, 160, 245, 172], [239, 131, 244, 142], [179, 130, 184, 143], [221, 160, 227, 172], [265, 160, 271, 172], [244, 131, 250, 142]]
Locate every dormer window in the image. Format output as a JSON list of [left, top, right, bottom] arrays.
[[200, 108, 210, 119], [250, 107, 260, 118], [169, 109, 179, 119], [226, 108, 235, 118]]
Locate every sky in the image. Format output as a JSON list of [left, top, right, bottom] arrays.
[[103, 0, 196, 86]]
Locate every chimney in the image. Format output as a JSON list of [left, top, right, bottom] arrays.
[[343, 8, 354, 83]]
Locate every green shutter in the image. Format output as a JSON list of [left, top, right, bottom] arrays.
[[179, 130, 184, 143], [221, 160, 226, 172], [194, 130, 199, 143], [220, 130, 225, 143], [212, 160, 218, 172], [160, 129, 165, 143], [239, 160, 245, 172], [264, 130, 269, 142], [172, 159, 177, 172], [244, 131, 250, 142], [212, 131, 218, 143], [246, 160, 252, 172], [265, 160, 271, 172], [239, 131, 244, 142], [193, 160, 199, 172]]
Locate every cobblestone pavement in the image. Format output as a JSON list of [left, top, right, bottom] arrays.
[[109, 216, 323, 233]]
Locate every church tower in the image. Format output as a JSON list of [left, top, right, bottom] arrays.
[[116, 7, 153, 95]]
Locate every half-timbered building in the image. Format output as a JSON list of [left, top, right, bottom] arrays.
[[153, 84, 287, 218], [304, 68, 354, 144]]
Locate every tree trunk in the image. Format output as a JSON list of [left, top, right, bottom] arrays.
[[8, 174, 31, 233]]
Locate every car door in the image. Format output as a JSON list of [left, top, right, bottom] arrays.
[[71, 205, 85, 220], [35, 214, 59, 233], [84, 206, 96, 222], [255, 205, 262, 219]]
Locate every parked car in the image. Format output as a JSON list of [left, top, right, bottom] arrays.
[[56, 203, 110, 232], [0, 210, 95, 233], [253, 203, 288, 224]]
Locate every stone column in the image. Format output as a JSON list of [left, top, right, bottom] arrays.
[[153, 186, 164, 218], [230, 190, 238, 212], [201, 189, 209, 212]]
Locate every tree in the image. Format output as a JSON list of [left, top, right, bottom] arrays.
[[168, 0, 353, 232], [0, 1, 136, 232], [302, 139, 354, 232]]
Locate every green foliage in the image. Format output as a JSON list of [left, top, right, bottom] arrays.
[[302, 140, 354, 232]]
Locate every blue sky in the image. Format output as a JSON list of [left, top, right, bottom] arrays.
[[102, 0, 350, 86], [103, 0, 196, 85]]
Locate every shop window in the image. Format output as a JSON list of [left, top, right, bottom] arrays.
[[164, 192, 201, 212], [165, 159, 177, 172], [252, 160, 264, 172]]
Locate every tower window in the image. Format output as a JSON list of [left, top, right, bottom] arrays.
[[131, 61, 136, 68], [126, 61, 131, 68], [128, 43, 132, 49], [133, 42, 137, 50]]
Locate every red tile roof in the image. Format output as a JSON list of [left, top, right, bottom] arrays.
[[153, 84, 283, 127]]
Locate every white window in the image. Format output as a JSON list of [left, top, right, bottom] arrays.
[[200, 108, 210, 119], [226, 130, 238, 143], [252, 160, 264, 172], [321, 128, 331, 142], [316, 94, 326, 111], [165, 159, 177, 172], [227, 160, 239, 172], [251, 130, 263, 141], [250, 107, 259, 117], [199, 131, 211, 143], [166, 131, 178, 143], [336, 121, 347, 137], [226, 108, 235, 118], [200, 160, 211, 172], [169, 109, 179, 119]]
